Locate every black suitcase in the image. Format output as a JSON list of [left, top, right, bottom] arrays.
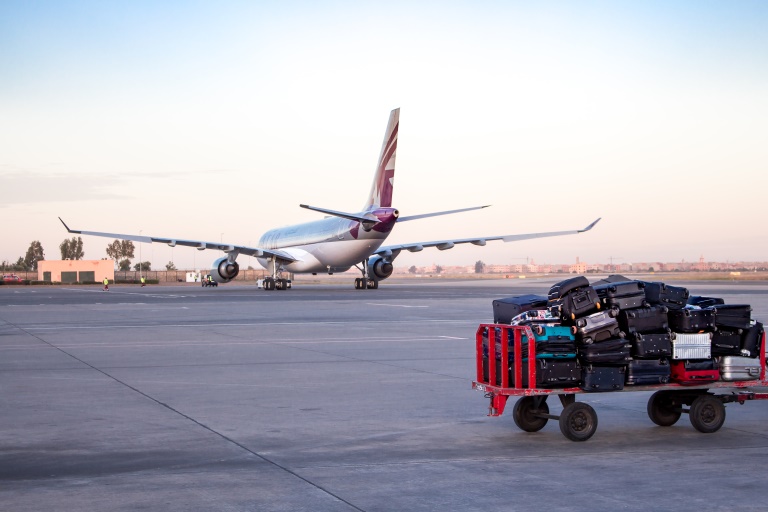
[[571, 308, 621, 344], [643, 282, 690, 310], [549, 287, 601, 322], [712, 304, 752, 330], [509, 359, 581, 388], [668, 308, 716, 333], [629, 331, 672, 358], [594, 281, 647, 311], [592, 274, 633, 285], [711, 329, 743, 356], [618, 305, 670, 334], [741, 322, 764, 358], [492, 294, 548, 324], [581, 365, 626, 392], [548, 276, 590, 300], [577, 338, 632, 365], [688, 295, 725, 307], [625, 359, 671, 385]]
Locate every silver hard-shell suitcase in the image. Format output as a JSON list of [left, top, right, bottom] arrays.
[[671, 332, 712, 360], [717, 355, 762, 381]]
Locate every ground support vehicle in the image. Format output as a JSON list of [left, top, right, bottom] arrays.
[[202, 275, 218, 287], [473, 324, 768, 442]]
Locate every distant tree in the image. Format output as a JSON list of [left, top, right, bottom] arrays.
[[24, 241, 45, 271], [435, 265, 443, 274], [59, 236, 85, 260], [408, 265, 417, 274], [106, 240, 135, 269], [14, 257, 26, 271], [648, 267, 655, 273], [165, 261, 177, 271], [474, 260, 485, 274], [118, 259, 132, 271], [134, 261, 151, 271]]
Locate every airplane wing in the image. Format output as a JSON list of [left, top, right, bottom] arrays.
[[374, 218, 601, 259], [58, 218, 297, 263]]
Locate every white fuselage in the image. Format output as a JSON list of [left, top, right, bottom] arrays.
[[256, 209, 396, 273]]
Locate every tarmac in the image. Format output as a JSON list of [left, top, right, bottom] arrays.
[[1, 277, 767, 511]]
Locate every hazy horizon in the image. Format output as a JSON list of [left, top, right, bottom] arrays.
[[3, 1, 767, 271]]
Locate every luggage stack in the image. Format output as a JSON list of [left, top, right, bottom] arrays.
[[488, 276, 764, 390]]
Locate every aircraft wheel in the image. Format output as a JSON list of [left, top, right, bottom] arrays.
[[354, 278, 360, 289], [367, 279, 378, 289]]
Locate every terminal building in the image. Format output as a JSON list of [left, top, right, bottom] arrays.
[[37, 260, 115, 283]]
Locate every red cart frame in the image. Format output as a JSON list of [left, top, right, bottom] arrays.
[[473, 324, 768, 441]]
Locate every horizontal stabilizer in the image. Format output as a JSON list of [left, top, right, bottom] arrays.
[[397, 205, 490, 222], [300, 204, 379, 227]]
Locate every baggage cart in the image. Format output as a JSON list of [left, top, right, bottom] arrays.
[[473, 324, 768, 442]]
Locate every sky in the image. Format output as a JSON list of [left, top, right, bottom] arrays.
[[2, 0, 767, 271]]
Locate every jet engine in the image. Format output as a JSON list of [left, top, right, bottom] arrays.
[[368, 255, 394, 281], [211, 257, 240, 283]]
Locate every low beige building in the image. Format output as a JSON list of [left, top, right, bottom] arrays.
[[38, 260, 115, 283]]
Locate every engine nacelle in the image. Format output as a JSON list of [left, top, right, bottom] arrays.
[[368, 255, 394, 281], [211, 257, 240, 283]]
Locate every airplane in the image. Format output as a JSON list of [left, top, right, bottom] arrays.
[[60, 108, 600, 291]]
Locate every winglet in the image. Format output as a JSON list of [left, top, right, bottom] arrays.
[[579, 217, 601, 233], [59, 217, 80, 234]]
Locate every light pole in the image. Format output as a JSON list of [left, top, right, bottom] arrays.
[[139, 230, 143, 282]]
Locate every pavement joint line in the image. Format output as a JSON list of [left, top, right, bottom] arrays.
[[2, 319, 368, 512]]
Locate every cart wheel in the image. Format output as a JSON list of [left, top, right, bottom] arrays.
[[647, 391, 682, 426], [512, 397, 549, 432], [689, 395, 726, 434], [559, 402, 598, 442]]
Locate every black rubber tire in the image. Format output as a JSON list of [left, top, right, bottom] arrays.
[[647, 391, 682, 427], [689, 395, 726, 434], [559, 402, 598, 442], [512, 397, 549, 432]]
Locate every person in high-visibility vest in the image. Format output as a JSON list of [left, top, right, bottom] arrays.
[[141, 276, 146, 287], [103, 277, 109, 291]]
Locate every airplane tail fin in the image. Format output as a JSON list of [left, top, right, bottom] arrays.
[[365, 108, 399, 208]]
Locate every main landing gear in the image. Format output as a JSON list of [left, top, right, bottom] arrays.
[[262, 256, 291, 291], [354, 277, 378, 289], [353, 259, 378, 290], [262, 277, 290, 291]]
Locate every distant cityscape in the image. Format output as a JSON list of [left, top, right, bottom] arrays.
[[394, 256, 768, 275]]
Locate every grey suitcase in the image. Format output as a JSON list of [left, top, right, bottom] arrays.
[[671, 332, 712, 360], [718, 355, 762, 381]]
